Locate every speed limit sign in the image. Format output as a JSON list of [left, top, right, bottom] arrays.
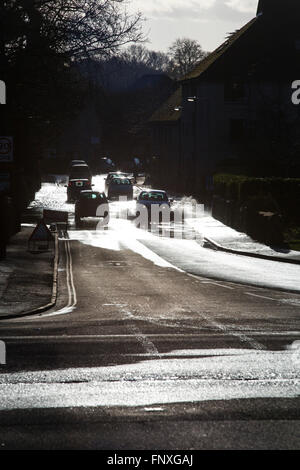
[[0, 137, 13, 162]]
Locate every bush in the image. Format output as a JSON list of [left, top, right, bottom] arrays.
[[213, 174, 300, 223]]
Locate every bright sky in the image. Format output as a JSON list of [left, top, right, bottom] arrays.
[[128, 0, 258, 53]]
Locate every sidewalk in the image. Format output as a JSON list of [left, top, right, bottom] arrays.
[[192, 214, 300, 264], [0, 226, 57, 319]]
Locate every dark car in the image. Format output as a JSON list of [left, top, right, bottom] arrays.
[[69, 159, 87, 170], [75, 191, 109, 226], [104, 171, 133, 193], [69, 164, 92, 181], [107, 176, 134, 200], [66, 179, 93, 202], [136, 189, 174, 221]]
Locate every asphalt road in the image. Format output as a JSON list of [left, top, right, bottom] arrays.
[[0, 176, 299, 451]]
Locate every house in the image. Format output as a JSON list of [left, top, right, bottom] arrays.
[[149, 86, 182, 190], [150, 0, 300, 197]]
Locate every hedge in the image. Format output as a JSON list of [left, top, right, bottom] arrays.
[[213, 174, 300, 222]]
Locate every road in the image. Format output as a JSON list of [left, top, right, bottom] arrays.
[[0, 175, 299, 450]]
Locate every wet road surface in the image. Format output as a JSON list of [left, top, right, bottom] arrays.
[[0, 175, 299, 450]]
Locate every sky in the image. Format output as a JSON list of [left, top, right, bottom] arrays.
[[127, 0, 259, 53]]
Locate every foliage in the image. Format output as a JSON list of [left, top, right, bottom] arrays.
[[213, 173, 300, 224], [167, 38, 208, 79]]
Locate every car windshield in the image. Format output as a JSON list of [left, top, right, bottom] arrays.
[[111, 178, 131, 185], [139, 191, 168, 202], [108, 173, 126, 179], [81, 193, 98, 199]]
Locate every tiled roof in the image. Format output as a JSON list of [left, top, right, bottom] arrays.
[[182, 17, 258, 81], [149, 87, 182, 123]]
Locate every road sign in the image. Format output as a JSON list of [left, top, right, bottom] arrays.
[[0, 137, 13, 162], [28, 220, 55, 253], [29, 221, 54, 242]]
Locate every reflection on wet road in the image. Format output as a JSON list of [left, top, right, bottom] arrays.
[[24, 174, 300, 293]]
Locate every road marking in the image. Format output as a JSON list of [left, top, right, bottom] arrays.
[[39, 235, 77, 318], [66, 237, 77, 308], [245, 293, 278, 302], [200, 281, 235, 290], [187, 273, 235, 289], [2, 332, 297, 341]]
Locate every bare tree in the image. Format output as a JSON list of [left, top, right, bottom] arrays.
[[167, 37, 207, 79], [1, 0, 144, 63]]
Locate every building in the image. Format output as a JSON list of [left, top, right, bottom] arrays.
[[150, 0, 300, 197], [149, 86, 182, 190]]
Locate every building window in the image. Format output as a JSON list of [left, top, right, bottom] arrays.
[[230, 119, 245, 142]]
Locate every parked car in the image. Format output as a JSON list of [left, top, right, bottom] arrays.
[[107, 176, 133, 200], [66, 179, 93, 202], [136, 190, 173, 221], [75, 191, 109, 226], [69, 164, 92, 181]]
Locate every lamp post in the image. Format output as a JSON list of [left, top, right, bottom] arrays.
[[187, 96, 197, 194]]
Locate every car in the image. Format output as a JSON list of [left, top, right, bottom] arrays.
[[69, 159, 87, 168], [66, 179, 93, 202], [136, 190, 173, 221], [107, 176, 134, 200], [69, 163, 92, 181], [75, 191, 109, 226], [104, 171, 134, 192]]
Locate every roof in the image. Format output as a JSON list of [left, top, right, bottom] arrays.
[[149, 87, 182, 123], [182, 16, 258, 81]]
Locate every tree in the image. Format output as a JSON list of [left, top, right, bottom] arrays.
[[0, 0, 144, 143], [167, 38, 207, 79], [0, 0, 144, 224], [1, 0, 143, 64]]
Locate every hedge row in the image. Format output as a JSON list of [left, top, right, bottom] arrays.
[[213, 174, 300, 222]]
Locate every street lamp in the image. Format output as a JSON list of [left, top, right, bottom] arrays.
[[187, 97, 197, 193]]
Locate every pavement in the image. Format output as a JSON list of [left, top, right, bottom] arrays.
[[0, 225, 58, 319], [0, 211, 299, 320], [192, 214, 300, 264]]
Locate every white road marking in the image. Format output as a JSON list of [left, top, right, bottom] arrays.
[[40, 236, 77, 318], [245, 292, 278, 302], [187, 273, 235, 289], [2, 331, 298, 342]]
